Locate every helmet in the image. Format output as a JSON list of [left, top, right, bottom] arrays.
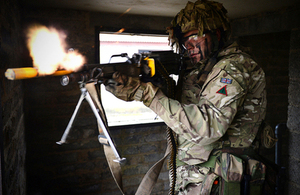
[[167, 0, 231, 51]]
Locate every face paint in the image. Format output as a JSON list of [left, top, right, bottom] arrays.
[[182, 34, 206, 50], [182, 31, 213, 64], [186, 37, 207, 64]]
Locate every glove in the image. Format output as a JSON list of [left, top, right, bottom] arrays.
[[105, 72, 159, 106], [105, 72, 140, 101]]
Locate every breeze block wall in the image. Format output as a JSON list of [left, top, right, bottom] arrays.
[[22, 7, 172, 195], [0, 0, 27, 194], [237, 31, 290, 162], [238, 32, 290, 131], [231, 4, 300, 194]]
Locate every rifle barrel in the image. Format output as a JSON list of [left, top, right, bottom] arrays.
[[5, 67, 73, 80]]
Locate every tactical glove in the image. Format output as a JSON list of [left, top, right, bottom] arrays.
[[105, 72, 159, 106]]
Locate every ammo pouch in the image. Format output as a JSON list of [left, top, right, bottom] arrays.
[[200, 152, 266, 195]]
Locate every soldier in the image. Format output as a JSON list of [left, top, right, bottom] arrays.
[[106, 0, 268, 194]]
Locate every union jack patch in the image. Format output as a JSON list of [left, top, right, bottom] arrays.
[[220, 78, 232, 84]]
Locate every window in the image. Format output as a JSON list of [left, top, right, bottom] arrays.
[[99, 32, 172, 126]]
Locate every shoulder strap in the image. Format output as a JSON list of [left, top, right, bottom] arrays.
[[135, 145, 171, 194]]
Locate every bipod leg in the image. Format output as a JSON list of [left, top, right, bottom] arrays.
[[56, 87, 87, 145], [84, 90, 126, 164]]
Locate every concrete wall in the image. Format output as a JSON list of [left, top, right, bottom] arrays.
[[288, 27, 300, 194], [0, 0, 27, 194]]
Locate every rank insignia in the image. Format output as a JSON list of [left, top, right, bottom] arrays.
[[220, 78, 232, 84], [217, 85, 227, 96]]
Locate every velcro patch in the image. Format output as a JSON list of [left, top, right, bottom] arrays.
[[201, 67, 245, 109], [216, 85, 227, 96], [220, 78, 232, 84]]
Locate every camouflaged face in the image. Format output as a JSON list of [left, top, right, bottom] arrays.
[[149, 42, 267, 191]]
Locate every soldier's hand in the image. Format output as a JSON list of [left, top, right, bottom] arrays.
[[105, 72, 159, 106], [105, 72, 141, 101]]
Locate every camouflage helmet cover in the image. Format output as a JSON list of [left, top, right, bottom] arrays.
[[167, 0, 230, 49]]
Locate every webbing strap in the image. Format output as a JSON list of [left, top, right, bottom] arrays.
[[86, 83, 125, 195], [103, 145, 124, 194]]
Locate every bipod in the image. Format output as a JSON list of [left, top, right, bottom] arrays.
[[56, 82, 126, 164]]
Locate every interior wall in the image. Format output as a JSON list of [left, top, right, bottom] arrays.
[[238, 32, 290, 131], [238, 32, 290, 162], [231, 5, 300, 194], [288, 27, 300, 194], [0, 0, 27, 194], [22, 7, 173, 195]]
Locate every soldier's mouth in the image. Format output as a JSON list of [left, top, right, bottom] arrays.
[[190, 53, 200, 58]]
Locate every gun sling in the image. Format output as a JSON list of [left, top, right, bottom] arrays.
[[86, 83, 125, 194]]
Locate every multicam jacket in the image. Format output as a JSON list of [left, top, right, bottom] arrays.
[[148, 42, 266, 191]]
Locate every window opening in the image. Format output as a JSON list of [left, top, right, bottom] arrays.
[[99, 33, 172, 126]]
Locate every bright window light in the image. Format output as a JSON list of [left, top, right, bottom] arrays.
[[99, 33, 172, 126]]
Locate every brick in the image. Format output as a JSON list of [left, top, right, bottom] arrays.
[[126, 154, 144, 165], [123, 176, 142, 187], [121, 133, 145, 144], [122, 145, 139, 155], [139, 143, 159, 153], [87, 149, 105, 160], [144, 153, 165, 163], [144, 131, 167, 142]]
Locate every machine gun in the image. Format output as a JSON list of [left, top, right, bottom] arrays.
[[5, 50, 185, 163], [5, 51, 182, 82]]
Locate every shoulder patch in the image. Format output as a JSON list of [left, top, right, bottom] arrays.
[[220, 77, 232, 84], [216, 85, 227, 96]]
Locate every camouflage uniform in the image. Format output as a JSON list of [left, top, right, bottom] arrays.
[[148, 41, 266, 193], [105, 1, 267, 193]]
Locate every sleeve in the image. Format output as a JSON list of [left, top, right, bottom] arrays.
[[148, 66, 246, 146]]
